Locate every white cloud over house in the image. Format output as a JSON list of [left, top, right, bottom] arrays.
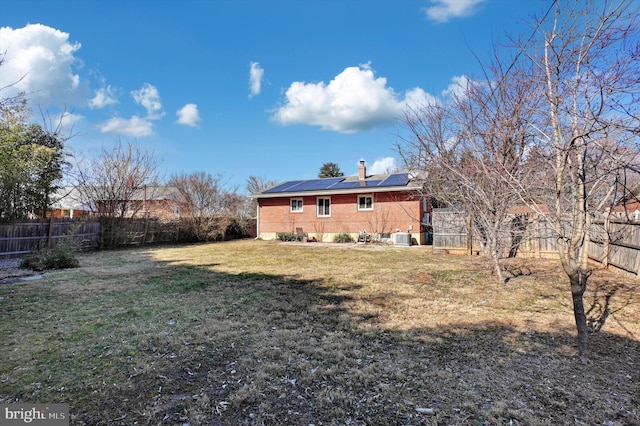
[[249, 61, 264, 99], [176, 103, 201, 127], [424, 0, 487, 23], [272, 64, 435, 134], [0, 23, 84, 107], [368, 157, 400, 175]]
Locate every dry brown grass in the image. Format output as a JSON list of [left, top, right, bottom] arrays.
[[1, 239, 638, 425]]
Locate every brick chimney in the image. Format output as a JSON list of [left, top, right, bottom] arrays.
[[358, 160, 366, 180]]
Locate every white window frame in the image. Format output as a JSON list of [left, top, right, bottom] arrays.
[[290, 198, 304, 213], [357, 194, 374, 211], [317, 197, 331, 217]]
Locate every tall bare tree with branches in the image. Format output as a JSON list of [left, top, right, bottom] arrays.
[[168, 171, 238, 241], [517, 0, 640, 360], [400, 61, 539, 284], [75, 140, 161, 247], [399, 0, 640, 360]]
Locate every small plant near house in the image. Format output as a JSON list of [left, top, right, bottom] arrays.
[[333, 233, 354, 243], [21, 241, 80, 270], [276, 232, 297, 242]]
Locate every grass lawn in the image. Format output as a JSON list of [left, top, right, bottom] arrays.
[[0, 239, 638, 425]]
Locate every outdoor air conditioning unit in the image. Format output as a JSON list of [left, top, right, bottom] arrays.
[[393, 232, 411, 246]]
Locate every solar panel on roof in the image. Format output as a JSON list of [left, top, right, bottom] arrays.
[[330, 179, 383, 189], [331, 181, 366, 189], [263, 180, 305, 193], [378, 173, 410, 187], [290, 177, 343, 192], [265, 177, 344, 193], [263, 174, 411, 194]]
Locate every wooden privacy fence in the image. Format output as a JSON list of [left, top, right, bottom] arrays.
[[0, 218, 100, 258], [0, 217, 258, 258], [432, 208, 640, 277], [589, 219, 640, 276]]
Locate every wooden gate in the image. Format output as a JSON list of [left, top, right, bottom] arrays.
[[431, 208, 471, 254]]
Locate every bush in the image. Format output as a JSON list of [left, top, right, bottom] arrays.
[[21, 244, 79, 270], [333, 233, 354, 243], [276, 232, 298, 242]]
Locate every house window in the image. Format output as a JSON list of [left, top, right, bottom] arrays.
[[358, 195, 373, 211], [290, 198, 303, 213], [317, 197, 331, 217]]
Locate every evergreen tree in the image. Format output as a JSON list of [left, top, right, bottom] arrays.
[[318, 162, 344, 178]]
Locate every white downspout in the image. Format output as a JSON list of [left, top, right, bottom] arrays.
[[255, 200, 260, 239]]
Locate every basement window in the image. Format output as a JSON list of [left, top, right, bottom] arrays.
[[290, 198, 303, 213]]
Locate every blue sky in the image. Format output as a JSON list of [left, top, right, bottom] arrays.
[[1, 0, 549, 193]]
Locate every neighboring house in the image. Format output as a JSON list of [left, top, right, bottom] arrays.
[[98, 186, 187, 219], [610, 182, 640, 221], [50, 187, 93, 219], [252, 160, 431, 244], [612, 200, 640, 221], [50, 186, 187, 220]]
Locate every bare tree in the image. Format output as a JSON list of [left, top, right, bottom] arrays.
[[400, 60, 538, 284], [246, 175, 277, 219], [399, 0, 640, 359], [246, 175, 277, 195], [168, 171, 237, 241], [75, 140, 161, 247], [515, 0, 640, 360]]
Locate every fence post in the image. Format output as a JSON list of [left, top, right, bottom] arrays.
[[466, 214, 473, 255], [47, 213, 55, 250]]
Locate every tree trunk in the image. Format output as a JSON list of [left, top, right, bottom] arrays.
[[492, 250, 506, 285], [569, 272, 589, 362]]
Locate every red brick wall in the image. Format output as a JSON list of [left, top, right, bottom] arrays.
[[258, 191, 423, 241], [48, 209, 90, 219]]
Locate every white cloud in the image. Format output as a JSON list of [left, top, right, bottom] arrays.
[[249, 61, 264, 98], [176, 103, 201, 127], [99, 83, 163, 137], [89, 85, 118, 109], [0, 23, 84, 106], [368, 157, 400, 175], [404, 87, 440, 110], [56, 111, 83, 131], [131, 83, 163, 118], [100, 116, 154, 137], [441, 75, 470, 99], [273, 64, 434, 134], [424, 0, 487, 23]]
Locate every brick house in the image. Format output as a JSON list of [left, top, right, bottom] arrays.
[[252, 161, 431, 244], [611, 184, 640, 221], [49, 187, 92, 219], [50, 186, 187, 220]]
